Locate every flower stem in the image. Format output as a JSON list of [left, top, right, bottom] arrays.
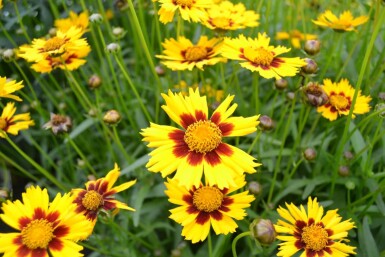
[[208, 231, 213, 257], [13, 1, 31, 42], [232, 231, 251, 257], [5, 135, 67, 191]]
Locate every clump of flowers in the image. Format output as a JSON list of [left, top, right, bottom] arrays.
[[317, 78, 371, 121], [141, 88, 261, 189], [275, 197, 356, 257], [312, 10, 369, 32], [0, 186, 94, 257], [156, 36, 226, 71], [18, 26, 91, 73], [165, 176, 255, 243], [201, 1, 259, 32], [0, 76, 24, 101], [275, 30, 317, 49], [221, 33, 306, 79], [72, 164, 136, 222], [0, 102, 34, 138]]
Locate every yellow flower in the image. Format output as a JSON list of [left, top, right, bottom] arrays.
[[173, 81, 224, 103], [202, 1, 259, 31], [0, 102, 34, 138], [221, 33, 306, 79], [312, 10, 369, 32], [0, 76, 24, 101], [54, 11, 89, 33], [156, 36, 226, 71], [165, 176, 255, 243], [0, 186, 94, 257], [275, 30, 317, 49], [317, 78, 371, 121], [18, 26, 89, 63], [156, 0, 213, 24], [274, 197, 356, 257], [0, 0, 3, 9], [71, 163, 136, 221], [141, 88, 261, 189]]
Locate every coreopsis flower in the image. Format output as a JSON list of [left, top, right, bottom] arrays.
[[312, 10, 369, 32], [54, 11, 89, 33], [141, 88, 261, 189], [0, 186, 94, 257], [165, 176, 255, 243], [0, 102, 34, 138], [274, 197, 356, 257], [156, 0, 213, 24], [0, 76, 24, 101], [18, 26, 89, 63], [275, 30, 317, 49], [156, 36, 226, 71], [317, 78, 371, 121], [72, 163, 136, 221], [221, 33, 306, 79], [202, 1, 259, 32]]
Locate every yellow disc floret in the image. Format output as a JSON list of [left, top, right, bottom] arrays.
[[82, 190, 104, 211], [301, 224, 329, 251], [21, 219, 54, 249], [193, 186, 224, 212], [184, 46, 208, 62], [329, 94, 349, 110], [184, 120, 222, 153], [243, 47, 274, 66]]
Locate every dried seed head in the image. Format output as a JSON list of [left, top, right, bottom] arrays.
[[43, 113, 72, 135]]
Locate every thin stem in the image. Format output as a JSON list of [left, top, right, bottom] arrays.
[[13, 2, 31, 42], [112, 126, 134, 164], [232, 231, 251, 257], [5, 135, 67, 191], [208, 231, 213, 257], [66, 136, 97, 176]]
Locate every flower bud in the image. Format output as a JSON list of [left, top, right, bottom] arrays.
[[301, 82, 328, 107], [88, 74, 102, 89], [258, 115, 274, 131], [303, 148, 317, 161], [375, 103, 385, 118], [43, 113, 72, 135], [171, 249, 181, 257], [301, 58, 318, 74], [248, 181, 262, 195], [112, 27, 126, 39], [48, 28, 57, 37], [2, 49, 15, 62], [345, 180, 355, 190], [155, 65, 166, 76], [343, 151, 354, 160], [103, 109, 121, 125], [249, 218, 277, 245], [106, 43, 120, 53], [378, 92, 385, 101], [115, 0, 129, 11], [286, 91, 295, 101], [274, 79, 288, 90], [338, 165, 350, 177], [304, 39, 321, 55], [89, 13, 103, 24]]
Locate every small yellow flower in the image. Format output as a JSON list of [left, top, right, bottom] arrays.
[[0, 102, 34, 138], [0, 0, 3, 10], [275, 30, 317, 49], [275, 197, 356, 257], [0, 76, 24, 101], [72, 163, 136, 221], [222, 33, 306, 79], [54, 11, 89, 33], [165, 176, 255, 243], [156, 0, 213, 24], [156, 36, 226, 71], [317, 78, 371, 121], [312, 10, 369, 32], [202, 1, 259, 31]]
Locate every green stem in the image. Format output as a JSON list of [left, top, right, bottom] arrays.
[[13, 1, 31, 42], [65, 136, 97, 176], [112, 126, 134, 164], [5, 135, 67, 191], [232, 231, 251, 257], [208, 231, 213, 257], [0, 152, 39, 181]]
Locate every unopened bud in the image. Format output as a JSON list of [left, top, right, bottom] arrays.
[[89, 13, 103, 23], [171, 249, 181, 257], [88, 74, 102, 89], [248, 181, 262, 195], [249, 218, 277, 245], [155, 65, 166, 76], [304, 39, 321, 55], [379, 92, 385, 101], [301, 58, 318, 74], [106, 43, 120, 53], [303, 148, 317, 161], [112, 27, 126, 39], [258, 115, 274, 131], [338, 165, 350, 177], [286, 91, 295, 101], [274, 79, 288, 90], [345, 180, 355, 190], [103, 109, 121, 125], [48, 28, 57, 37], [301, 82, 328, 107], [2, 49, 15, 62], [343, 151, 354, 160]]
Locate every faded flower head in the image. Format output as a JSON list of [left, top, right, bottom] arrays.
[[301, 82, 329, 107], [43, 113, 72, 135]]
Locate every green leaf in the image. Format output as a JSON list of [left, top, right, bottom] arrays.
[[359, 216, 380, 257], [64, 118, 96, 142]]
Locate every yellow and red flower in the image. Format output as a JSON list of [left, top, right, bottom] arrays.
[[0, 186, 93, 257], [72, 164, 136, 221], [141, 88, 261, 189], [156, 36, 226, 71], [317, 78, 371, 121], [275, 197, 356, 257], [165, 176, 255, 243], [221, 33, 306, 79], [312, 10, 368, 32], [0, 102, 34, 138]]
